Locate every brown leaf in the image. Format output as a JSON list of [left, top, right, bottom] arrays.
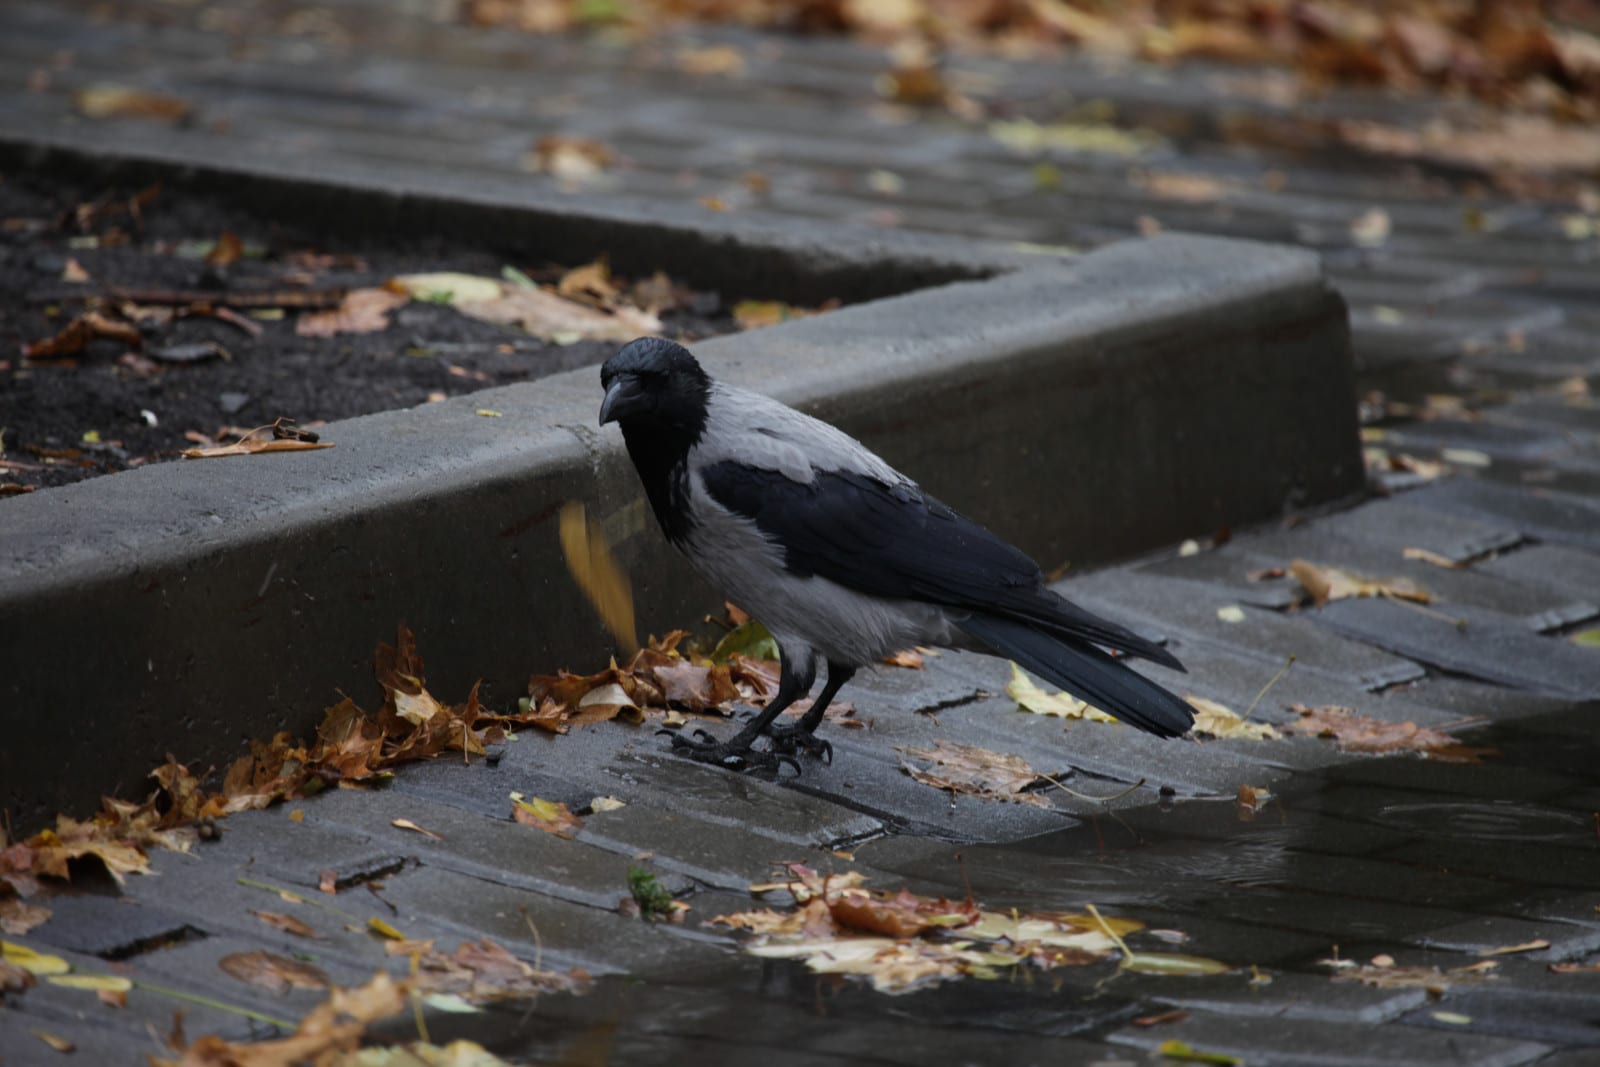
[[251, 910, 322, 939], [0, 898, 51, 936], [526, 136, 614, 182], [732, 299, 818, 330], [23, 310, 142, 359], [1284, 704, 1495, 762], [218, 950, 329, 994], [295, 287, 405, 337], [412, 937, 589, 1003], [1289, 559, 1431, 606], [74, 84, 191, 122], [1402, 546, 1464, 570], [881, 649, 925, 669], [180, 435, 334, 459], [319, 869, 338, 895], [677, 44, 746, 77], [896, 740, 1048, 806], [555, 259, 620, 307], [31, 1028, 74, 1053], [204, 230, 243, 267], [1236, 784, 1273, 816]]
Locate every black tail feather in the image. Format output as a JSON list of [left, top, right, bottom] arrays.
[[961, 612, 1194, 738]]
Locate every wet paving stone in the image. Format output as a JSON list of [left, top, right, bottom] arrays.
[[6, 1, 1600, 1062]]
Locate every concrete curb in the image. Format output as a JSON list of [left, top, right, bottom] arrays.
[[0, 143, 1360, 826]]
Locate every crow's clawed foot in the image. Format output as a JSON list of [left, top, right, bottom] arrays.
[[656, 728, 801, 776], [767, 725, 833, 764]]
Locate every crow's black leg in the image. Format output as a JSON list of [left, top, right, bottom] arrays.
[[769, 662, 855, 764], [662, 647, 814, 774]]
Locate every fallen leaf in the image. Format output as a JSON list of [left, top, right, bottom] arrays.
[[881, 649, 925, 669], [1006, 662, 1118, 723], [413, 938, 589, 1004], [711, 619, 780, 662], [1134, 1009, 1191, 1027], [391, 818, 444, 841], [1290, 559, 1431, 606], [1124, 953, 1232, 977], [559, 501, 638, 654], [205, 230, 243, 267], [2, 942, 70, 975], [148, 971, 410, 1067], [368, 918, 406, 941], [60, 258, 90, 283], [1323, 955, 1498, 993], [1432, 1011, 1473, 1025], [320, 869, 338, 895], [1216, 605, 1247, 623], [732, 300, 818, 330], [74, 84, 191, 121], [1568, 628, 1600, 647], [1402, 546, 1465, 570], [295, 287, 406, 337], [218, 950, 329, 993], [526, 136, 615, 183], [31, 1029, 74, 1053], [677, 44, 745, 76], [990, 118, 1162, 157], [389, 272, 502, 305], [1549, 961, 1600, 974], [896, 739, 1049, 806], [589, 796, 626, 813], [1236, 784, 1272, 815], [512, 796, 582, 839], [252, 910, 322, 939], [181, 434, 333, 459], [1284, 703, 1493, 761], [1186, 696, 1279, 740], [1157, 1040, 1241, 1065], [1350, 207, 1392, 247], [0, 899, 50, 936], [23, 310, 143, 359]]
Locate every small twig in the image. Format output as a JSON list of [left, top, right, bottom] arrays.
[[1037, 771, 1146, 804], [409, 952, 429, 1046], [520, 906, 544, 973], [1242, 655, 1296, 722]]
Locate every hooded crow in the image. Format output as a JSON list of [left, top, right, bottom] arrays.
[[599, 336, 1194, 770]]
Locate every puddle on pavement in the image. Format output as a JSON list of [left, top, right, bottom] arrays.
[[471, 701, 1600, 1060]]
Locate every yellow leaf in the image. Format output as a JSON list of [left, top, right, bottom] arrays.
[[2, 941, 70, 975], [368, 918, 406, 941], [1185, 695, 1279, 740], [47, 973, 134, 993], [390, 272, 503, 305], [1006, 663, 1118, 723], [1157, 1039, 1242, 1065], [559, 501, 638, 654], [1216, 605, 1246, 623]]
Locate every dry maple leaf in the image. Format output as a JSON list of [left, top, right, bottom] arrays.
[[1283, 703, 1494, 762], [295, 287, 405, 337], [251, 910, 321, 940], [1186, 695, 1280, 741], [896, 739, 1049, 806], [512, 796, 582, 839], [1289, 559, 1431, 606], [410, 937, 589, 1003], [0, 899, 50, 936], [218, 950, 329, 994]]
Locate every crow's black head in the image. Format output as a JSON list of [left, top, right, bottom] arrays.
[[599, 337, 711, 436]]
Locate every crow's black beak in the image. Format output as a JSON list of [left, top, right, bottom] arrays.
[[599, 375, 645, 426]]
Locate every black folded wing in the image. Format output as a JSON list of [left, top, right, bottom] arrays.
[[700, 461, 1182, 671]]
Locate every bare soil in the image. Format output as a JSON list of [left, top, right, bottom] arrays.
[[0, 170, 736, 493]]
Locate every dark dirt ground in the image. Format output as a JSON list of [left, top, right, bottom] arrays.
[[0, 170, 739, 494]]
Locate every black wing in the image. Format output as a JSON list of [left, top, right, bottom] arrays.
[[700, 461, 1181, 670]]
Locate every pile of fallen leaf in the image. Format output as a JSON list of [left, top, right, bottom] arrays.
[[463, 1, 1600, 122], [0, 613, 892, 917], [710, 863, 1227, 993]]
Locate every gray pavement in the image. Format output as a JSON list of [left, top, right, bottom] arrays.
[[2, 2, 1600, 1065]]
